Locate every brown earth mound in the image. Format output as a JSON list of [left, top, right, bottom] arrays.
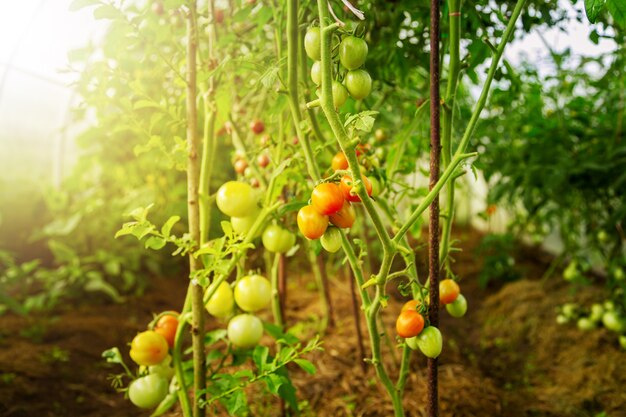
[[1, 229, 624, 417]]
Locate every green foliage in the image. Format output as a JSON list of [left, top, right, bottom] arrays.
[[475, 233, 521, 288], [475, 34, 626, 314]]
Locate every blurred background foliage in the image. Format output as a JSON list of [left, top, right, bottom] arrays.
[[0, 0, 624, 321]]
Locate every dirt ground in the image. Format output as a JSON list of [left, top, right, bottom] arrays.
[[1, 228, 625, 417]]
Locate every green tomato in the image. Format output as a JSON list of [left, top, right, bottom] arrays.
[[205, 281, 234, 318], [446, 294, 467, 318], [128, 374, 168, 409], [262, 224, 296, 254], [563, 261, 578, 281], [148, 361, 175, 381], [216, 181, 257, 217], [561, 303, 577, 318], [602, 311, 625, 333], [614, 267, 625, 281], [231, 214, 259, 236], [577, 317, 596, 331], [320, 227, 342, 253], [234, 275, 271, 312], [556, 314, 569, 325], [406, 326, 443, 358], [332, 81, 348, 108], [619, 335, 626, 350], [339, 36, 368, 70], [227, 314, 264, 349], [369, 177, 382, 197], [304, 27, 321, 60], [589, 303, 604, 322], [310, 61, 321, 86], [345, 69, 372, 100], [597, 230, 609, 243]]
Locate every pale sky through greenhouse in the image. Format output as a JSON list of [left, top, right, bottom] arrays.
[[0, 0, 617, 182]]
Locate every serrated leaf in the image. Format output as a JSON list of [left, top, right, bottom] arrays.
[[69, 0, 100, 11], [252, 345, 270, 372], [585, 0, 606, 23], [145, 236, 167, 250], [161, 216, 181, 237], [93, 4, 121, 19], [293, 358, 316, 375]]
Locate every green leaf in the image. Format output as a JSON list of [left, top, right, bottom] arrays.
[[293, 358, 316, 375], [161, 216, 181, 237], [145, 236, 167, 250], [69, 0, 100, 11], [607, 0, 626, 27], [252, 345, 270, 372], [344, 110, 379, 132], [93, 4, 121, 20], [585, 0, 607, 23], [102, 347, 124, 364]]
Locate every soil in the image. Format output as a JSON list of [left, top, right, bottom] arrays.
[[1, 228, 625, 417]]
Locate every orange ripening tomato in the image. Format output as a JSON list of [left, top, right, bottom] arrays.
[[154, 314, 179, 348], [439, 279, 460, 305], [486, 204, 497, 216], [401, 299, 427, 313], [297, 205, 329, 239], [329, 200, 356, 229], [331, 152, 349, 171], [396, 310, 425, 338], [130, 330, 169, 366], [340, 175, 372, 203], [311, 183, 345, 215]]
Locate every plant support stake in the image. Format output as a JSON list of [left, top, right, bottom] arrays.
[[427, 0, 441, 415]]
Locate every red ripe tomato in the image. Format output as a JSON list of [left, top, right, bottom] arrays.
[[331, 152, 349, 171], [340, 175, 372, 202], [292, 136, 299, 145], [250, 178, 260, 188], [234, 159, 248, 174], [257, 153, 270, 168], [439, 279, 460, 305], [129, 330, 169, 366], [311, 183, 344, 215], [154, 314, 178, 348], [396, 310, 425, 338], [249, 119, 265, 134], [329, 200, 356, 229], [297, 205, 328, 239]]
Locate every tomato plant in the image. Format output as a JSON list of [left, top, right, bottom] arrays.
[[329, 200, 356, 229], [205, 281, 234, 318], [129, 330, 169, 366], [216, 181, 258, 218], [340, 175, 372, 203], [262, 224, 296, 253], [297, 205, 329, 240], [345, 69, 372, 100], [320, 227, 342, 253], [439, 279, 460, 305], [154, 314, 179, 348], [128, 374, 169, 409], [396, 310, 425, 338], [227, 314, 264, 349], [234, 275, 271, 313], [311, 183, 345, 215], [339, 36, 368, 70]]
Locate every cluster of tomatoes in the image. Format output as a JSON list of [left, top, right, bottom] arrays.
[[205, 273, 272, 349], [304, 27, 372, 106], [395, 279, 467, 358], [557, 300, 626, 349], [126, 314, 179, 409], [296, 173, 370, 251], [216, 181, 296, 253]]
